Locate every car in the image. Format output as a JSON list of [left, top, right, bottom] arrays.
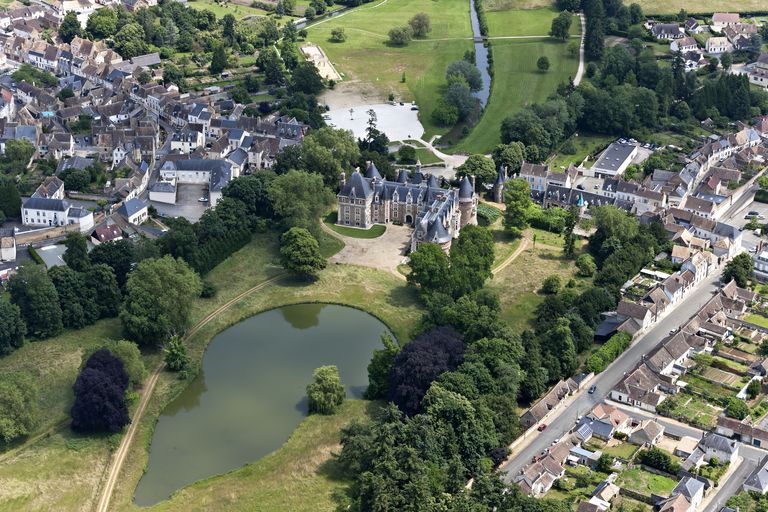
[[575, 415, 583, 423], [588, 385, 597, 394], [399, 102, 404, 106], [198, 197, 209, 202], [749, 210, 760, 216], [552, 437, 561, 445], [576, 184, 585, 190], [537, 424, 547, 431], [410, 106, 419, 111]]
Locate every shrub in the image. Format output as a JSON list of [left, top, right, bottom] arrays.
[[637, 447, 680, 474], [576, 254, 597, 277], [541, 275, 561, 294], [586, 332, 632, 374]]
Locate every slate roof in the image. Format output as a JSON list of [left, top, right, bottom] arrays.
[[23, 197, 68, 211], [459, 175, 473, 199], [593, 143, 636, 173], [117, 198, 147, 218], [673, 476, 705, 502], [745, 456, 768, 492]]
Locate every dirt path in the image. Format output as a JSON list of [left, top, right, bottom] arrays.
[[573, 13, 586, 86], [0, 419, 69, 465], [492, 231, 531, 275], [94, 273, 286, 512]]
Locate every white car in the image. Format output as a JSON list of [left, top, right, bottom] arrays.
[[198, 197, 209, 203]]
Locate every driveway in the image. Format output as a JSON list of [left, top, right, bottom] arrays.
[[324, 223, 412, 277], [150, 184, 209, 222]]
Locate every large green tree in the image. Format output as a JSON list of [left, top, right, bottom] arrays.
[[279, 227, 326, 279], [8, 265, 63, 339], [63, 232, 90, 272], [87, 264, 122, 318], [549, 11, 572, 40], [114, 22, 148, 59], [120, 256, 202, 346], [306, 365, 346, 415], [0, 301, 26, 356], [300, 127, 361, 185], [210, 45, 228, 75], [0, 372, 39, 443], [89, 239, 134, 288], [59, 11, 81, 43], [407, 242, 451, 295], [268, 170, 335, 234], [450, 225, 495, 297], [491, 142, 525, 175], [502, 178, 532, 236], [49, 266, 98, 329], [0, 177, 21, 218], [722, 253, 753, 288], [456, 155, 496, 190], [86, 7, 118, 39], [364, 334, 400, 400]]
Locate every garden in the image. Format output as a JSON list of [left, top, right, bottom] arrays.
[[617, 468, 677, 497]]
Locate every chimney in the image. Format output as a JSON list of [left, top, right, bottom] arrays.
[[339, 171, 346, 187], [470, 175, 476, 191]]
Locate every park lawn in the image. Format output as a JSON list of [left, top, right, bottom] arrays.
[[414, 147, 444, 165], [548, 133, 615, 171], [625, 0, 766, 14], [143, 400, 375, 512], [490, 246, 579, 331], [744, 313, 768, 329], [491, 221, 521, 268], [306, 0, 473, 138], [486, 8, 580, 37], [186, 0, 271, 19], [452, 38, 579, 154], [484, 0, 553, 10], [324, 213, 387, 238], [618, 468, 677, 496]]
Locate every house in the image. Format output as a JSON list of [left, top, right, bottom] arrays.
[[568, 446, 602, 468], [711, 12, 740, 31], [657, 493, 693, 512], [519, 162, 550, 192], [587, 403, 630, 432], [170, 127, 204, 154], [91, 224, 123, 245], [148, 180, 177, 204], [675, 436, 700, 458], [744, 455, 768, 493], [716, 416, 768, 448], [706, 37, 733, 54], [652, 23, 684, 40], [749, 54, 768, 89], [520, 379, 579, 428], [629, 419, 664, 446], [680, 195, 716, 219], [575, 417, 615, 442], [116, 198, 148, 225], [589, 143, 638, 179], [667, 477, 705, 511], [610, 364, 667, 411], [160, 158, 236, 208], [671, 37, 698, 52], [34, 176, 64, 199], [515, 455, 566, 496], [685, 18, 703, 34], [683, 433, 740, 470], [616, 300, 652, 331]]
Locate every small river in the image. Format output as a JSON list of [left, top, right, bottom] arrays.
[[133, 304, 390, 506], [469, 0, 491, 107]]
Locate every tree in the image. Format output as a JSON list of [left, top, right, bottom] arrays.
[[450, 224, 495, 297], [290, 61, 324, 95], [0, 372, 39, 443], [86, 7, 118, 39], [59, 11, 81, 43], [491, 142, 525, 174], [444, 81, 476, 119], [269, 170, 335, 234], [257, 47, 285, 85], [722, 253, 753, 288], [596, 453, 614, 473], [388, 26, 413, 46], [0, 301, 25, 356], [431, 99, 459, 127], [365, 334, 400, 399], [90, 239, 134, 288], [720, 52, 733, 71], [456, 155, 496, 189], [71, 350, 130, 433], [576, 253, 597, 277], [725, 397, 749, 420], [222, 172, 275, 221], [209, 45, 227, 75], [388, 326, 465, 415], [408, 12, 431, 38], [397, 145, 417, 164], [63, 232, 90, 272], [550, 11, 572, 41], [0, 177, 21, 218], [86, 264, 122, 318], [408, 242, 451, 294], [298, 127, 361, 184], [163, 64, 185, 88], [503, 179, 532, 236], [114, 22, 147, 59], [8, 265, 63, 339], [537, 56, 550, 72], [307, 365, 346, 415], [748, 378, 762, 400], [331, 27, 346, 42], [98, 340, 146, 388], [222, 13, 236, 42], [541, 275, 561, 294], [280, 227, 326, 279], [120, 256, 202, 346], [49, 266, 97, 329], [164, 335, 189, 373], [1, 140, 34, 174]]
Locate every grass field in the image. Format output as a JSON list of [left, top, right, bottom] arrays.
[[186, 0, 272, 19], [618, 468, 677, 496], [324, 213, 387, 238], [452, 38, 579, 154], [625, 0, 767, 15], [548, 133, 615, 171], [0, 231, 423, 512], [745, 313, 768, 329], [414, 147, 444, 165], [662, 394, 720, 429], [307, 0, 473, 138], [484, 0, 553, 10], [486, 8, 580, 37]]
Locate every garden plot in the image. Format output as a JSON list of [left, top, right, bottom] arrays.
[[701, 366, 741, 387]]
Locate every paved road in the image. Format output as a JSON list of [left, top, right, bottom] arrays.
[[501, 271, 724, 480], [573, 13, 586, 86], [705, 455, 757, 512]]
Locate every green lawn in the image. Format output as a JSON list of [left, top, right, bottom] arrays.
[[744, 313, 768, 329], [548, 133, 615, 171], [603, 442, 639, 461], [618, 468, 677, 496], [324, 213, 387, 238], [306, 0, 473, 138], [186, 0, 272, 19], [486, 8, 580, 37], [452, 38, 579, 154], [414, 147, 444, 165], [661, 394, 720, 429], [626, 0, 765, 14]]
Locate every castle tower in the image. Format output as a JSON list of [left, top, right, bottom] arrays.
[[492, 166, 508, 203], [458, 175, 477, 228]]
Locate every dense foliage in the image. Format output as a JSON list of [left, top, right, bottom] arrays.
[[70, 350, 130, 433], [280, 227, 326, 279], [8, 265, 63, 339], [586, 331, 631, 373], [306, 365, 346, 415], [0, 372, 39, 443]]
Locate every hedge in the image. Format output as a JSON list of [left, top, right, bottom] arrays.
[[586, 331, 632, 374]]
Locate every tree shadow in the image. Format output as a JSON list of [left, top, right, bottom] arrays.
[[388, 284, 419, 309]]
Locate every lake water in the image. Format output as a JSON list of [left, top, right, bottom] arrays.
[[133, 304, 390, 506]]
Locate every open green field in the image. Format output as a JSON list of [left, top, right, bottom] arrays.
[[484, 0, 553, 10], [324, 213, 387, 238], [307, 0, 473, 138], [0, 231, 424, 511], [548, 133, 614, 171], [486, 8, 579, 37], [744, 313, 768, 329], [624, 0, 767, 15], [186, 0, 272, 19], [618, 468, 677, 496], [452, 38, 579, 154], [414, 147, 444, 165]]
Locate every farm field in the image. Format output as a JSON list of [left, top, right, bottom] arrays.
[[452, 37, 579, 154], [625, 0, 767, 15], [306, 0, 473, 138]]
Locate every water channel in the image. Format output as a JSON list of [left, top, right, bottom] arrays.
[[133, 303, 390, 506], [469, 0, 491, 107]]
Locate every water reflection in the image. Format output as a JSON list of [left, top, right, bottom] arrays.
[[280, 303, 326, 330]]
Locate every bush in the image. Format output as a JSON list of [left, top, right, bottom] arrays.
[[307, 365, 345, 415], [200, 281, 217, 298], [527, 206, 568, 233], [576, 254, 597, 277], [398, 145, 417, 164], [541, 275, 561, 294], [637, 447, 680, 475], [477, 203, 502, 226], [586, 332, 632, 374], [725, 397, 749, 420]]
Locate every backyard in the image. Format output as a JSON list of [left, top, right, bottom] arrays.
[[658, 393, 721, 429], [617, 468, 677, 497]]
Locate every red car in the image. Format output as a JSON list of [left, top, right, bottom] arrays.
[[537, 424, 547, 432]]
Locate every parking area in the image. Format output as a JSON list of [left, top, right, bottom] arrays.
[[150, 183, 209, 223], [325, 103, 424, 142], [722, 198, 768, 252]]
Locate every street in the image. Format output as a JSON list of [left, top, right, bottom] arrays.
[[501, 272, 724, 480]]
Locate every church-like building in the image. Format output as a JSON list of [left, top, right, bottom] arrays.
[[336, 162, 478, 252]]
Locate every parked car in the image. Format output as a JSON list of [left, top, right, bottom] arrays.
[[198, 197, 209, 203], [410, 106, 419, 111], [537, 424, 547, 431], [588, 385, 597, 394]]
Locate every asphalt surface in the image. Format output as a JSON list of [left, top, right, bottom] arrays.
[[501, 270, 725, 480]]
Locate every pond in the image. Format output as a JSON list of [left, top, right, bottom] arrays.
[[133, 304, 391, 506], [469, 0, 491, 107]]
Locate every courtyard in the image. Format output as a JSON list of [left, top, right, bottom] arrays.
[[323, 222, 412, 277]]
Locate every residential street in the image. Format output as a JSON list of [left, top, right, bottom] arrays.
[[501, 271, 724, 481]]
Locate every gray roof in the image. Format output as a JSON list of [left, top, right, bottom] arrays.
[[56, 156, 93, 174], [425, 220, 451, 244], [673, 476, 705, 501], [459, 175, 473, 199], [745, 456, 768, 492], [340, 171, 372, 199], [576, 417, 614, 439], [701, 433, 736, 454], [118, 198, 147, 218], [593, 143, 636, 173], [397, 169, 409, 183], [149, 181, 176, 193], [227, 147, 248, 166], [23, 197, 68, 211], [365, 162, 382, 180], [67, 206, 89, 218]]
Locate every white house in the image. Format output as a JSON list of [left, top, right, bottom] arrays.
[[160, 159, 235, 208], [711, 12, 740, 31], [683, 433, 740, 469], [589, 143, 638, 179], [117, 198, 148, 225], [706, 37, 733, 54], [170, 128, 204, 154], [671, 37, 698, 53], [671, 477, 705, 511], [148, 180, 177, 204], [744, 456, 768, 494]]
